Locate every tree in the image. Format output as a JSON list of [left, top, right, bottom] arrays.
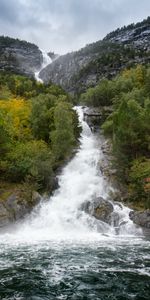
[[6, 140, 53, 188], [0, 98, 31, 141], [129, 158, 150, 208], [51, 102, 75, 160], [30, 94, 56, 142]]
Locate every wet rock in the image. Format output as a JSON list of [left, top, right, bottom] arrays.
[[0, 203, 11, 227], [0, 190, 42, 228], [31, 191, 42, 205], [129, 209, 150, 228], [81, 197, 114, 224]]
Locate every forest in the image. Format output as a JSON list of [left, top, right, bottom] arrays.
[[0, 73, 80, 193], [80, 65, 150, 208]]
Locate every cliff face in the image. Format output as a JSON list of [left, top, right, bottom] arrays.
[[39, 17, 150, 94], [0, 36, 43, 77]]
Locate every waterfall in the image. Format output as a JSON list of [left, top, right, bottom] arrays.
[[34, 50, 52, 82], [1, 107, 141, 243]]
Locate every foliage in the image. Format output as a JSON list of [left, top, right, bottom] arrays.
[[129, 158, 150, 208], [80, 79, 115, 107], [0, 72, 67, 99], [0, 73, 80, 191], [0, 98, 31, 141], [6, 140, 53, 189], [30, 94, 56, 142], [51, 102, 76, 160], [94, 65, 150, 207]]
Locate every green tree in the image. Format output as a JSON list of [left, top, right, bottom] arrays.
[[51, 102, 75, 160], [30, 94, 56, 142], [6, 140, 53, 189], [129, 158, 150, 208]]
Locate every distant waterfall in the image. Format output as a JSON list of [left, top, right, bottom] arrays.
[[35, 50, 52, 82]]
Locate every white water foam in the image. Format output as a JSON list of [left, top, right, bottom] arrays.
[[35, 50, 52, 82], [0, 107, 142, 243]]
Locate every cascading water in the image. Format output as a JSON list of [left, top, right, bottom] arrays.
[[34, 50, 52, 82], [0, 107, 149, 300], [1, 107, 141, 243]]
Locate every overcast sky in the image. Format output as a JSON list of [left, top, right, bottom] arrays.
[[0, 0, 150, 54]]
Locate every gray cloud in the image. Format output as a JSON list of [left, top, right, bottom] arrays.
[[0, 0, 150, 54]]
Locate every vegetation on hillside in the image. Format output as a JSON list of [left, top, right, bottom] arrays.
[[0, 36, 39, 52], [104, 16, 150, 41], [71, 42, 150, 95], [0, 73, 80, 192], [80, 65, 150, 208]]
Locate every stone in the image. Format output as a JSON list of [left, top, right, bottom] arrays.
[[81, 197, 114, 224], [0, 190, 42, 228], [0, 203, 11, 227], [129, 209, 150, 228], [32, 191, 42, 205]]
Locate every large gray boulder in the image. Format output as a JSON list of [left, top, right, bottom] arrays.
[[81, 197, 114, 224], [0, 191, 41, 228], [129, 209, 150, 229]]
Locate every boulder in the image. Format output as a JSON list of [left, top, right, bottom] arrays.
[[0, 190, 42, 228], [129, 209, 150, 228], [81, 197, 114, 224], [31, 191, 42, 205], [0, 203, 11, 227]]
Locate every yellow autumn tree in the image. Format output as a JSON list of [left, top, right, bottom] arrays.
[[0, 98, 32, 141]]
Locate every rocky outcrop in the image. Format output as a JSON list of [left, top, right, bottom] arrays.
[[0, 36, 43, 77], [129, 209, 150, 229], [0, 189, 41, 228]]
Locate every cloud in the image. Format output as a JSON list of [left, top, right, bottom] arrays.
[[0, 0, 150, 54]]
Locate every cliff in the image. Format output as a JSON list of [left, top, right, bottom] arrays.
[[0, 36, 43, 77]]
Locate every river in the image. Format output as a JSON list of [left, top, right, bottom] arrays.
[[0, 107, 150, 300]]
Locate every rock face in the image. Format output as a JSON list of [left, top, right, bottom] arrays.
[[129, 210, 150, 229], [39, 51, 94, 93], [40, 17, 150, 94], [0, 190, 41, 228], [0, 36, 43, 77]]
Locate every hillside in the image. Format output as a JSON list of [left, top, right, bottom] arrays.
[[0, 72, 80, 226], [0, 36, 43, 77], [39, 17, 150, 94]]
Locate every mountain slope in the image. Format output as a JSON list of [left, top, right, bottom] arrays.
[[0, 36, 43, 77], [40, 17, 150, 94]]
